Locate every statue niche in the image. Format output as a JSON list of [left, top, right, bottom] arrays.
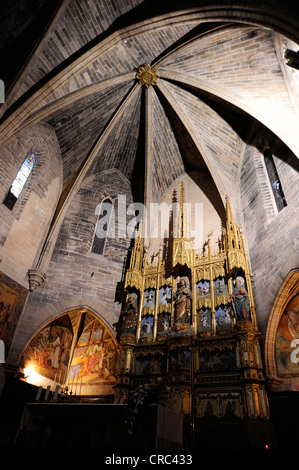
[[172, 276, 192, 331], [231, 274, 251, 322], [122, 292, 139, 338]]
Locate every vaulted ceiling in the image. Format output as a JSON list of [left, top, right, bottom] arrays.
[[1, 0, 299, 226]]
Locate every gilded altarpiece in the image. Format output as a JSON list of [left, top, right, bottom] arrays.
[[115, 187, 270, 425]]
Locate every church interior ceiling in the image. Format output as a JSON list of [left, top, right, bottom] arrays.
[[1, 0, 299, 225]]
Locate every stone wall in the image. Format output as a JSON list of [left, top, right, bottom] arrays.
[[0, 122, 62, 288], [7, 169, 134, 364], [240, 137, 299, 335]]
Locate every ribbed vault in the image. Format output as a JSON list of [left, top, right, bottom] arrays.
[[1, 0, 299, 271]]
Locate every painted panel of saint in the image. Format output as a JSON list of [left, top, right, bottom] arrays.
[[215, 305, 232, 331], [140, 315, 154, 338], [0, 271, 28, 356], [136, 355, 165, 375], [198, 348, 236, 372], [197, 308, 212, 333], [275, 295, 299, 376], [157, 312, 171, 335], [169, 348, 179, 371], [214, 276, 228, 296], [180, 349, 191, 369], [159, 286, 172, 305], [143, 289, 155, 307], [197, 280, 210, 299]]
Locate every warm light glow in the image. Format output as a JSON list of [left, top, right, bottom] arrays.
[[24, 364, 40, 382], [23, 364, 52, 389]]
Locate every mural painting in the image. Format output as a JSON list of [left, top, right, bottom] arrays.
[[21, 315, 73, 384], [0, 271, 28, 356], [68, 316, 118, 395], [275, 294, 299, 376]]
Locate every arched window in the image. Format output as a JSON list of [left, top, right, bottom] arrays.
[[3, 151, 36, 210], [92, 197, 114, 255], [263, 148, 287, 212]]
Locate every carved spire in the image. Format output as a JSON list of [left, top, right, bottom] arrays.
[[226, 196, 241, 251], [225, 196, 246, 272], [172, 182, 194, 268], [129, 220, 143, 271], [174, 181, 190, 239], [125, 220, 144, 291]]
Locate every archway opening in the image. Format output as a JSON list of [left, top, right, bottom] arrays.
[[19, 308, 119, 401], [265, 270, 299, 392]]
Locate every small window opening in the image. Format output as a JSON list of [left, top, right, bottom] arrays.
[[3, 151, 36, 210], [264, 148, 287, 212], [92, 198, 113, 255]]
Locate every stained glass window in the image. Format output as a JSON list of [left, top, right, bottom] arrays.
[[3, 151, 36, 210], [264, 148, 287, 212]]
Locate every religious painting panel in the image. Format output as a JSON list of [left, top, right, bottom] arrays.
[[196, 392, 245, 419], [140, 314, 154, 340], [0, 271, 28, 356], [135, 354, 166, 376], [196, 279, 210, 299], [143, 288, 155, 308], [198, 346, 236, 372], [21, 314, 73, 385], [197, 307, 212, 334], [159, 285, 172, 306], [168, 348, 179, 371], [275, 294, 299, 376], [68, 315, 118, 396], [157, 312, 171, 337], [220, 394, 245, 419], [180, 349, 191, 370], [214, 276, 228, 297], [168, 348, 191, 371], [215, 305, 232, 331]]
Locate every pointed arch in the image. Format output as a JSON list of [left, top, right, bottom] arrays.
[[265, 269, 299, 391], [19, 305, 119, 398]]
